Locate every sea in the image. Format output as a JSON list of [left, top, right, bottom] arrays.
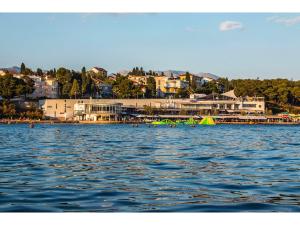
[[0, 124, 299, 212]]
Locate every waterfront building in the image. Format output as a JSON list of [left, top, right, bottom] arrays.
[[40, 91, 265, 120], [74, 102, 122, 121], [178, 97, 265, 114], [190, 93, 207, 99]]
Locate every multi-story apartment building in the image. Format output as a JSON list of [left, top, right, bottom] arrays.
[[27, 75, 59, 99], [154, 76, 189, 97], [179, 73, 203, 88]]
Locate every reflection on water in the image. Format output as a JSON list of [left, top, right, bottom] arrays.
[[0, 124, 300, 212]]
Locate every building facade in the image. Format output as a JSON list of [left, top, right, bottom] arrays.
[[128, 75, 148, 93], [154, 76, 189, 97], [40, 94, 265, 120], [179, 73, 203, 88], [128, 75, 148, 85], [89, 67, 108, 77], [27, 75, 59, 99], [74, 102, 122, 121]]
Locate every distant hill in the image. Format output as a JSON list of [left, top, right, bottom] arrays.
[[116, 69, 220, 80], [0, 66, 21, 74], [155, 70, 187, 77], [116, 70, 130, 76], [196, 72, 219, 80]]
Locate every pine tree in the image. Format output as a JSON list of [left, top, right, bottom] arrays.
[[81, 67, 89, 96], [36, 68, 43, 76], [20, 63, 26, 74], [81, 66, 86, 75]]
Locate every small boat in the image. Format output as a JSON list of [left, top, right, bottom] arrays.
[[199, 116, 216, 126], [29, 123, 35, 128]]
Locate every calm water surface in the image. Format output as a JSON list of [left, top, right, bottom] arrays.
[[0, 124, 300, 212]]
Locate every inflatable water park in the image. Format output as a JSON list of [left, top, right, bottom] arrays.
[[151, 116, 216, 126]]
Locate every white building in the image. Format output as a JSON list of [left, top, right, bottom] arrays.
[[0, 70, 7, 76], [180, 90, 265, 114], [89, 67, 108, 77], [27, 75, 59, 99], [74, 102, 122, 121]]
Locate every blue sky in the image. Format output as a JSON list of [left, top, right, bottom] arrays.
[[0, 13, 300, 79]]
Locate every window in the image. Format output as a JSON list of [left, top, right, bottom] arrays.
[[242, 104, 256, 108]]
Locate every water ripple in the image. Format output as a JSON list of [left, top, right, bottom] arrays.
[[0, 124, 300, 212]]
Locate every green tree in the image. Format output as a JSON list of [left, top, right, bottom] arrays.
[[56, 67, 72, 98], [0, 74, 33, 99], [36, 68, 43, 76], [185, 72, 191, 84], [70, 79, 81, 98], [112, 76, 136, 98], [20, 62, 26, 74], [24, 68, 33, 75], [175, 88, 189, 98], [81, 66, 91, 97], [22, 75, 35, 98], [146, 76, 156, 97]]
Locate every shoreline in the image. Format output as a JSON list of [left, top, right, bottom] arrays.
[[1, 119, 300, 125]]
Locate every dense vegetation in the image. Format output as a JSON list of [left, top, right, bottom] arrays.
[[232, 79, 300, 113], [0, 74, 34, 99], [1, 63, 300, 114], [194, 78, 300, 113]]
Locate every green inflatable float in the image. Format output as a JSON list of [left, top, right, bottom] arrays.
[[184, 118, 198, 125], [152, 119, 176, 125]]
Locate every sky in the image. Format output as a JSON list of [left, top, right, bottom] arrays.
[[0, 13, 300, 80]]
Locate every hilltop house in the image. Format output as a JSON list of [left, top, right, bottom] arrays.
[[27, 75, 59, 99], [89, 67, 108, 77], [128, 75, 149, 93]]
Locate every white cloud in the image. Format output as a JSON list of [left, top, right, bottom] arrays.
[[267, 15, 300, 26], [219, 21, 243, 32]]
